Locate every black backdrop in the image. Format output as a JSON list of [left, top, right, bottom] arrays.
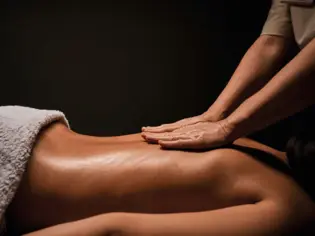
[[2, 1, 301, 150]]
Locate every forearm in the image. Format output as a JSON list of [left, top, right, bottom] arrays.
[[206, 35, 289, 121], [226, 38, 315, 140], [118, 201, 290, 236]]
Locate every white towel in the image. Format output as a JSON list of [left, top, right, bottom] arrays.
[[0, 106, 69, 221]]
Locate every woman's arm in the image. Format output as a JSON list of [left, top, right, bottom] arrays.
[[143, 38, 315, 149], [118, 201, 297, 236], [205, 35, 290, 121], [22, 213, 122, 236], [226, 38, 315, 141], [22, 201, 312, 236], [142, 35, 290, 134]]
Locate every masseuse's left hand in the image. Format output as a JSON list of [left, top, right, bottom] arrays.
[[142, 120, 233, 150]]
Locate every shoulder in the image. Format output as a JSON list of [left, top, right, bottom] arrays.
[[205, 138, 289, 176], [207, 138, 311, 198]]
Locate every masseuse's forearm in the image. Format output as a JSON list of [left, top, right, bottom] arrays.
[[226, 38, 315, 140], [206, 35, 289, 120]]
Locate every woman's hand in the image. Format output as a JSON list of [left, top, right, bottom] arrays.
[[141, 110, 224, 133], [142, 120, 233, 150], [142, 115, 207, 133]]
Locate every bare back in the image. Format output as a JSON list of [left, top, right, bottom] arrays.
[[6, 123, 315, 234]]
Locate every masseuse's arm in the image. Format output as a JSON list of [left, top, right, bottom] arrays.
[[143, 0, 292, 135], [142, 35, 292, 147], [226, 38, 315, 141], [207, 0, 293, 121], [142, 35, 290, 134], [204, 34, 290, 121]]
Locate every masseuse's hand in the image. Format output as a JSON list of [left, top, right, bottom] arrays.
[[142, 114, 207, 133], [142, 120, 233, 150]]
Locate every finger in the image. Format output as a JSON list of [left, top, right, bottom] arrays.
[[159, 139, 205, 149], [144, 132, 190, 142], [142, 132, 171, 143], [141, 132, 159, 143], [142, 117, 201, 133], [142, 124, 178, 133], [141, 132, 149, 141]]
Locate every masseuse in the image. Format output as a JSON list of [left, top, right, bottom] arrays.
[[142, 0, 315, 150]]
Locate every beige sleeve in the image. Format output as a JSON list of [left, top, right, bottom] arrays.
[[261, 0, 293, 38]]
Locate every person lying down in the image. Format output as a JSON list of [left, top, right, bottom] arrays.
[[0, 106, 314, 236]]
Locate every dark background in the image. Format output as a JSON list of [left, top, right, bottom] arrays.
[[2, 0, 304, 150]]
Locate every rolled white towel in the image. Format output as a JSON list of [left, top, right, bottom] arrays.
[[0, 106, 69, 223]]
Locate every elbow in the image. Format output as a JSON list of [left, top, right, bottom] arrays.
[[259, 34, 290, 48], [258, 35, 291, 58]]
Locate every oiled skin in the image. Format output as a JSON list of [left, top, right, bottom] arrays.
[[6, 123, 315, 234]]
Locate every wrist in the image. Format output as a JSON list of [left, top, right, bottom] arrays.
[[202, 108, 229, 122], [223, 112, 252, 142]]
